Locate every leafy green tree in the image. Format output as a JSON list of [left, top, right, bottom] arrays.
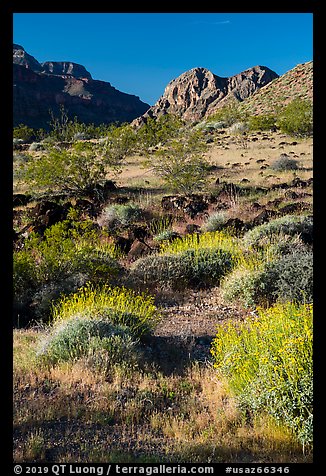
[[19, 123, 138, 196], [149, 131, 210, 193], [137, 114, 184, 152], [276, 99, 313, 137]]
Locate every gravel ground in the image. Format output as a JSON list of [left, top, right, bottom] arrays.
[[144, 288, 251, 373]]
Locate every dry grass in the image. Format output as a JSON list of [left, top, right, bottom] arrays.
[[113, 132, 312, 190], [204, 131, 312, 187], [13, 328, 311, 463], [13, 131, 312, 194]]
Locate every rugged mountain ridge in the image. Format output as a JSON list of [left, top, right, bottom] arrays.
[[13, 44, 150, 129], [40, 61, 92, 80], [133, 65, 279, 125]]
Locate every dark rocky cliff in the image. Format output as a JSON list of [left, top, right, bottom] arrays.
[[13, 44, 150, 129]]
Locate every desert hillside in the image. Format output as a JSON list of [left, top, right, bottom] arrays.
[[238, 61, 313, 116]]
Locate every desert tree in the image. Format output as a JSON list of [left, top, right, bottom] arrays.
[[149, 130, 210, 194], [19, 124, 137, 197], [136, 114, 184, 153]]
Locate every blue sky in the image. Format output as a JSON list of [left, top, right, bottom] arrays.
[[13, 13, 313, 106]]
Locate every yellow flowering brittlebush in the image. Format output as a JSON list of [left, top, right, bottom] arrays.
[[51, 283, 159, 337], [159, 231, 240, 256], [211, 302, 313, 446]]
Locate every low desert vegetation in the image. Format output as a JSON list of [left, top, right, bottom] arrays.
[[51, 283, 159, 337], [276, 98, 313, 138], [203, 211, 229, 232], [99, 203, 143, 227], [221, 248, 313, 308], [270, 154, 299, 171], [13, 219, 122, 324], [211, 302, 313, 449], [37, 317, 141, 370], [242, 214, 313, 248], [13, 106, 313, 463], [147, 130, 210, 193]]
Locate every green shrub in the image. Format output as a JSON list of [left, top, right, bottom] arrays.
[[19, 142, 108, 196], [206, 103, 244, 127], [221, 250, 313, 307], [184, 248, 234, 287], [13, 124, 35, 142], [256, 233, 311, 258], [243, 215, 313, 248], [51, 284, 159, 337], [203, 211, 229, 232], [130, 254, 185, 290], [136, 114, 184, 151], [266, 251, 313, 304], [37, 317, 140, 369], [13, 250, 36, 296], [270, 154, 299, 171], [15, 220, 121, 286], [276, 98, 313, 137], [101, 203, 143, 226], [130, 248, 234, 290], [149, 131, 210, 194], [211, 302, 313, 447], [13, 221, 122, 322], [19, 124, 134, 196], [221, 267, 267, 308], [248, 114, 276, 131]]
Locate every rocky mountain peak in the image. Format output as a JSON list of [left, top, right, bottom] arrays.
[[13, 44, 93, 80], [226, 65, 280, 101], [13, 43, 42, 72], [134, 65, 279, 125]]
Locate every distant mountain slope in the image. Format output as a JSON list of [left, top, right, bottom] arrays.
[[238, 61, 313, 116], [13, 44, 150, 129], [13, 43, 43, 72], [133, 65, 278, 125]]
